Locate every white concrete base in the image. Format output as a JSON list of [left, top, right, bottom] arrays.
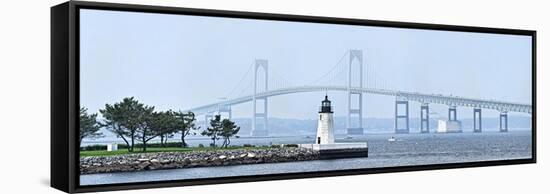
[[298, 142, 368, 151], [437, 120, 463, 133], [299, 142, 368, 159]]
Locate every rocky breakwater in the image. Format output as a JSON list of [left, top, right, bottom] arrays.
[[80, 148, 320, 174]]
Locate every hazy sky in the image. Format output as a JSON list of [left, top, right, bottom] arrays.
[[80, 9, 532, 120]]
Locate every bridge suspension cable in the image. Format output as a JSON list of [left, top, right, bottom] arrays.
[[308, 51, 350, 86], [365, 60, 393, 91], [269, 70, 295, 91], [225, 63, 254, 98]]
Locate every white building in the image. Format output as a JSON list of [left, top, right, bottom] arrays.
[[436, 120, 463, 133], [316, 95, 335, 144]]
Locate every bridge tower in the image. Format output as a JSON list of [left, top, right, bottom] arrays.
[[395, 98, 409, 134], [251, 59, 269, 136], [204, 112, 214, 130], [420, 103, 430, 133], [473, 108, 482, 133], [499, 111, 508, 132], [347, 50, 364, 135], [448, 106, 457, 121]]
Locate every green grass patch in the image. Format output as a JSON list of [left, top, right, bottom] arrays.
[[79, 146, 275, 157]]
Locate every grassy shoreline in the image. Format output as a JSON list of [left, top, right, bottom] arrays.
[[80, 145, 284, 157]]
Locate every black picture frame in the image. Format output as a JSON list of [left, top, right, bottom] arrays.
[[51, 1, 537, 193]]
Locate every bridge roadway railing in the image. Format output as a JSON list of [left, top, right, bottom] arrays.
[[185, 86, 532, 114]]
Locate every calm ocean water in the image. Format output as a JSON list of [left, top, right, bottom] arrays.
[[80, 130, 532, 185]]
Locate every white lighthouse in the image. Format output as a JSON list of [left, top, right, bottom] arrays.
[[298, 95, 368, 159], [316, 95, 335, 144]]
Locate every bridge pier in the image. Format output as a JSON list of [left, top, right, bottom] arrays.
[[204, 112, 214, 129], [252, 98, 268, 136], [448, 106, 457, 121], [473, 108, 482, 133], [395, 99, 409, 134], [499, 112, 508, 132], [218, 105, 232, 120], [251, 59, 269, 136], [420, 103, 429, 133], [346, 50, 364, 135]]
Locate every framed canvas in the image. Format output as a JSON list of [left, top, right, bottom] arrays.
[[51, 1, 536, 193]]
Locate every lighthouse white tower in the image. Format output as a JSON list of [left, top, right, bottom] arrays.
[[299, 95, 368, 158], [317, 95, 335, 144]]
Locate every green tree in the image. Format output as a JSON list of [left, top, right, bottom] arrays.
[[159, 111, 176, 147], [79, 107, 102, 148], [135, 106, 156, 152], [100, 97, 152, 152], [149, 110, 178, 148], [220, 119, 240, 148], [201, 115, 222, 147], [174, 111, 199, 147]]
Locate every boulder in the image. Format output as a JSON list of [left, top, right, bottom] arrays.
[[137, 162, 150, 170], [79, 147, 322, 174]]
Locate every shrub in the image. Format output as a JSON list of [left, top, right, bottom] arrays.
[[243, 144, 255, 147], [198, 144, 204, 148], [118, 142, 183, 149], [283, 144, 298, 148], [80, 144, 107, 151]]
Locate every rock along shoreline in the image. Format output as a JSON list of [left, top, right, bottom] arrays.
[[80, 148, 320, 174]]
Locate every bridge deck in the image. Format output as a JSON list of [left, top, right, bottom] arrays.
[[185, 86, 532, 114]]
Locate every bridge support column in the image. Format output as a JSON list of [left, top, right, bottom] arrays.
[[448, 106, 457, 121], [218, 105, 232, 120], [395, 99, 409, 134], [473, 108, 482, 133], [499, 112, 508, 132], [347, 50, 364, 135], [251, 59, 269, 136], [204, 112, 214, 129], [252, 98, 268, 136], [420, 103, 429, 133]]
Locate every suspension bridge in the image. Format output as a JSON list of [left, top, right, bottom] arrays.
[[184, 50, 532, 136]]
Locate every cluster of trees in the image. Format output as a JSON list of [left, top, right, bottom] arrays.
[[201, 115, 240, 148], [79, 97, 241, 152]]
